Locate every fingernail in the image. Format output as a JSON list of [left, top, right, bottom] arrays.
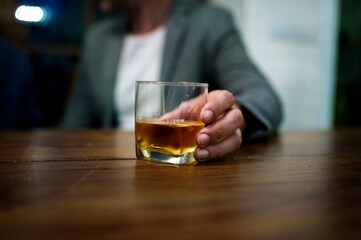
[[204, 110, 214, 122], [198, 134, 210, 147], [197, 149, 209, 162]]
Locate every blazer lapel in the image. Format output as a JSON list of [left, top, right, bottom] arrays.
[[160, 0, 189, 82], [100, 18, 126, 126]]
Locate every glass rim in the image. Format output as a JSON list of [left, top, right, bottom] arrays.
[[136, 81, 208, 87]]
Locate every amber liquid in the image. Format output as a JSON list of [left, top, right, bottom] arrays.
[[135, 119, 205, 155]]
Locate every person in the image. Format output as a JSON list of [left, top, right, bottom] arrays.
[[61, 0, 283, 162]]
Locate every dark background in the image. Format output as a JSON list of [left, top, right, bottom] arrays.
[[334, 0, 361, 127], [1, 0, 101, 127], [0, 0, 360, 128]]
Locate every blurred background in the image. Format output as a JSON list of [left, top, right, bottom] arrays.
[[0, 0, 360, 130]]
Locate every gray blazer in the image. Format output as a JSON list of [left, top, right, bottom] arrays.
[[62, 0, 282, 140]]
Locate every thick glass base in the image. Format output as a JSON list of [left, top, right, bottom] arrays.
[[136, 146, 197, 165]]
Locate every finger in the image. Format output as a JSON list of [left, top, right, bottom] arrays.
[[197, 108, 244, 147], [195, 128, 242, 162], [200, 90, 235, 123]]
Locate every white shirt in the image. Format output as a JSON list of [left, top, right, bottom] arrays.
[[114, 26, 166, 130]]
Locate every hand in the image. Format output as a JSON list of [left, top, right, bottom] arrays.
[[194, 90, 244, 162]]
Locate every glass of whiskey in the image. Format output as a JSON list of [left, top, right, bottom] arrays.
[[135, 81, 208, 165]]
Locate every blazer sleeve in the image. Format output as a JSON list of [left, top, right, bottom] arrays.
[[60, 32, 97, 128], [207, 8, 283, 140]]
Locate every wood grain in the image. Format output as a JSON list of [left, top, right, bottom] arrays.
[[0, 128, 361, 240], [0, 129, 136, 162]]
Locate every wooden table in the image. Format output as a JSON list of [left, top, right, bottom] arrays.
[[1, 129, 361, 239]]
